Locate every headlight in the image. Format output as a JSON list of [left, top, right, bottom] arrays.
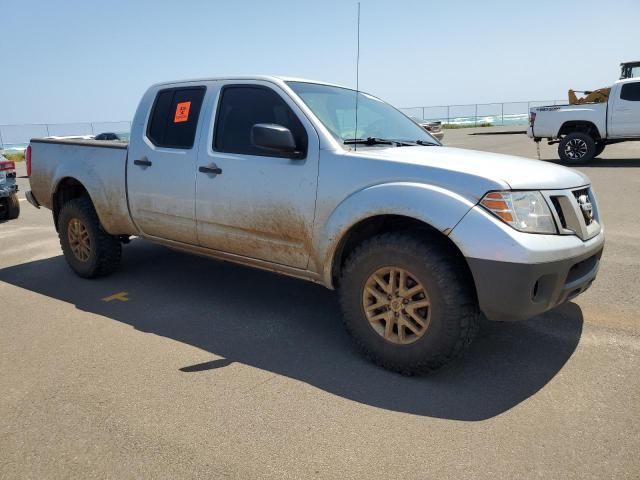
[[480, 191, 557, 234]]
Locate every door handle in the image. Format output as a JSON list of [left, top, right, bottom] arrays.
[[134, 158, 152, 167], [199, 165, 223, 175]]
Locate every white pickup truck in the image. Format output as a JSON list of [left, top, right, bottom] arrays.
[[528, 78, 640, 163], [27, 76, 604, 374]]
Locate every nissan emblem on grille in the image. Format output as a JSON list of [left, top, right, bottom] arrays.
[[577, 194, 594, 224]]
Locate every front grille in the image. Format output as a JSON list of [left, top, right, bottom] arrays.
[[572, 188, 593, 226], [572, 188, 589, 198], [545, 187, 599, 240], [550, 196, 567, 228]]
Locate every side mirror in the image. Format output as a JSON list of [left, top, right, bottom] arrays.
[[250, 123, 302, 158]]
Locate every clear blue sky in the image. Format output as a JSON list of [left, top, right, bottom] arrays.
[[2, 0, 639, 124]]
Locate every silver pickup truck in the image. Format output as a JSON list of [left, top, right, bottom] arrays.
[[27, 76, 604, 374]]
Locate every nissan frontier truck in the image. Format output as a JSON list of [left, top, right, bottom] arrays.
[[26, 77, 604, 374]]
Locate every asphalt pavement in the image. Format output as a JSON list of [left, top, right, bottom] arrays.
[[1, 131, 638, 479]]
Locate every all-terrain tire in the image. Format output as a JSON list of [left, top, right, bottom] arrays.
[[558, 132, 596, 163], [338, 233, 480, 375], [0, 193, 20, 220], [58, 196, 121, 278]]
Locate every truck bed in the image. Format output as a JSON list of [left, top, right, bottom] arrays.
[[30, 137, 129, 149], [29, 137, 137, 235], [529, 100, 608, 139]]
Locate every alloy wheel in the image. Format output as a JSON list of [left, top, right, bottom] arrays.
[[68, 218, 91, 261], [564, 138, 588, 160], [362, 266, 431, 345]]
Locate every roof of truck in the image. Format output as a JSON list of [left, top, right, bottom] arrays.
[[614, 77, 640, 85], [151, 76, 348, 90]]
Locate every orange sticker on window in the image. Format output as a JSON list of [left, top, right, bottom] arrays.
[[174, 101, 191, 123]]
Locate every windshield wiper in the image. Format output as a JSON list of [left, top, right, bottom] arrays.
[[344, 137, 440, 147], [344, 137, 429, 147], [344, 137, 396, 146]]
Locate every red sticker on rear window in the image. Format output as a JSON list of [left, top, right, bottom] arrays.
[[174, 101, 191, 123]]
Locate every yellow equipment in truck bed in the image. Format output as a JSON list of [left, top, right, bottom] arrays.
[[567, 61, 638, 105], [568, 87, 610, 105]]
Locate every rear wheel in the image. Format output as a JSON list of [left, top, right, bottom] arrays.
[[58, 196, 121, 278], [594, 142, 606, 157], [338, 233, 479, 375], [558, 132, 596, 163]]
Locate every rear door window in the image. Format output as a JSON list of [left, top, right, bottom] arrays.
[[147, 86, 206, 149], [213, 85, 308, 157], [620, 82, 640, 101]]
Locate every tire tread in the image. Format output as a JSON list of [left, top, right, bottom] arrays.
[[338, 232, 479, 375], [58, 196, 121, 278]]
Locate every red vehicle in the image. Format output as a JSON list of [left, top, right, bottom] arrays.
[[0, 154, 20, 221]]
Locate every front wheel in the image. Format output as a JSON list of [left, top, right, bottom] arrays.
[[558, 132, 596, 163], [0, 193, 20, 220], [338, 233, 479, 375], [58, 196, 122, 278]]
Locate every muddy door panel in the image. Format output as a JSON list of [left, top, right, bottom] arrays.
[[127, 86, 206, 244], [195, 82, 319, 269]]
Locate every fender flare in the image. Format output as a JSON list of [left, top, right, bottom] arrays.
[[316, 182, 476, 286], [557, 120, 603, 139], [51, 165, 136, 235]]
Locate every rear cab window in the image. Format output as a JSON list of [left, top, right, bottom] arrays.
[[213, 85, 308, 158], [147, 86, 206, 149]]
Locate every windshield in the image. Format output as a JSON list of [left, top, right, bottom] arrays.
[[287, 81, 439, 146]]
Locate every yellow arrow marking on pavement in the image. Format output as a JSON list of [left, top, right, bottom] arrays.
[[102, 291, 129, 302]]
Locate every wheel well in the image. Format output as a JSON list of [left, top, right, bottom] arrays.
[[331, 215, 476, 295], [558, 121, 600, 139], [52, 178, 89, 230]]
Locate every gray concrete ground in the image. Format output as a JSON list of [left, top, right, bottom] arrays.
[[1, 131, 639, 479]]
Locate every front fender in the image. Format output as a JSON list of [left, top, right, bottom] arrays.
[[316, 182, 476, 286]]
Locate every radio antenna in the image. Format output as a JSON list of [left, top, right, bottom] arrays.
[[354, 2, 361, 151]]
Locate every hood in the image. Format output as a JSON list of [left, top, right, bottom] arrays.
[[355, 145, 590, 191]]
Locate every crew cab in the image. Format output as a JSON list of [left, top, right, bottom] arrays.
[[27, 76, 604, 374], [528, 78, 640, 163]]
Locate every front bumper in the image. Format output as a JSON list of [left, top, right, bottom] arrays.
[[466, 245, 603, 322], [450, 204, 605, 322]]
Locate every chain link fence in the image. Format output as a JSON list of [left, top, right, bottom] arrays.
[[399, 100, 566, 127], [0, 99, 569, 151]]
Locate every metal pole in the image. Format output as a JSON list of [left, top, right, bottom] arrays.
[[90, 123, 94, 134], [447, 105, 450, 125], [422, 107, 425, 120], [474, 104, 478, 127], [501, 103, 504, 126], [0, 127, 4, 150], [45, 124, 50, 137]]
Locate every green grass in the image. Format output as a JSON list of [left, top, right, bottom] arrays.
[[1, 151, 25, 162], [442, 122, 493, 129]]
